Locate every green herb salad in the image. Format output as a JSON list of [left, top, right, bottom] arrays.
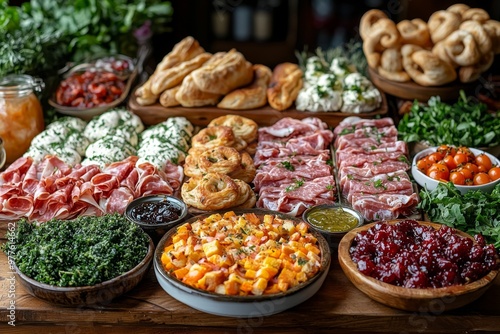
[[4, 214, 150, 287]]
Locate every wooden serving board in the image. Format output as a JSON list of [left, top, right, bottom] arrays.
[[128, 87, 388, 127]]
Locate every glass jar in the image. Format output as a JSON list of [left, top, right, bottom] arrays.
[[0, 74, 45, 164]]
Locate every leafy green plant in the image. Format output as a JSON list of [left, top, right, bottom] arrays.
[[419, 182, 500, 248], [398, 91, 500, 148], [0, 0, 173, 77]]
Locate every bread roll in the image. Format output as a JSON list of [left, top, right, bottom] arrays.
[[191, 49, 253, 95], [359, 9, 388, 41], [377, 48, 411, 82], [443, 29, 481, 67], [483, 20, 500, 54], [267, 62, 303, 111], [159, 85, 181, 107], [175, 74, 221, 107], [134, 78, 158, 106], [446, 3, 470, 18], [217, 64, 272, 110], [428, 10, 461, 44], [397, 19, 431, 47], [151, 52, 212, 95], [363, 18, 401, 68], [459, 51, 494, 83], [459, 20, 492, 55], [156, 36, 205, 72]]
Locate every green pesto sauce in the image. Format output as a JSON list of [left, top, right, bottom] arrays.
[[307, 207, 359, 233]]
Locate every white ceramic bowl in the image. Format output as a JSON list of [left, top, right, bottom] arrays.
[[154, 209, 331, 318], [412, 147, 500, 194]]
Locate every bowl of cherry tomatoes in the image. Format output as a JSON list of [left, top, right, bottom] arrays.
[[412, 145, 500, 194]]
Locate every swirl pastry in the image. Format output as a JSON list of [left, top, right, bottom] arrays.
[[462, 8, 490, 23], [181, 172, 239, 211], [446, 3, 470, 18], [402, 44, 457, 86], [363, 18, 401, 68], [198, 146, 241, 175], [483, 20, 500, 54], [267, 62, 303, 111], [191, 126, 236, 149], [428, 10, 461, 44], [459, 51, 494, 83], [208, 115, 258, 144]]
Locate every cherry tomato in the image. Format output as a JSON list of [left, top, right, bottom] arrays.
[[488, 167, 500, 181], [463, 163, 479, 175], [454, 153, 469, 166], [437, 145, 450, 155], [428, 169, 449, 181], [473, 172, 492, 185], [428, 152, 445, 163], [477, 164, 489, 173], [475, 154, 492, 171], [449, 171, 466, 185], [416, 158, 432, 173], [442, 155, 457, 170], [456, 146, 474, 162], [458, 167, 473, 181]]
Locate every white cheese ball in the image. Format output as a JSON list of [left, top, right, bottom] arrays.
[[341, 88, 382, 113], [330, 57, 356, 78], [343, 72, 374, 92], [137, 141, 185, 165], [47, 117, 88, 133], [295, 84, 343, 112], [24, 146, 50, 163], [65, 132, 91, 156], [317, 73, 342, 91], [85, 136, 136, 163], [164, 117, 194, 138], [305, 56, 328, 83], [84, 108, 144, 142], [52, 146, 82, 166], [31, 125, 71, 149]]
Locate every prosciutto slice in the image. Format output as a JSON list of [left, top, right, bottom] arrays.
[[350, 191, 420, 221]]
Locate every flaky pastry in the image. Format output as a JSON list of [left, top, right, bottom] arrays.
[[198, 146, 241, 175], [483, 20, 500, 54], [181, 172, 239, 211], [462, 8, 490, 23], [175, 74, 222, 107], [228, 152, 256, 184], [208, 115, 258, 144], [267, 62, 303, 111], [459, 20, 492, 55], [459, 51, 494, 83], [446, 3, 470, 18], [156, 36, 205, 72], [191, 126, 236, 149]]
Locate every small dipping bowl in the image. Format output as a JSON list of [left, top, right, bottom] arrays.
[[125, 195, 188, 245], [303, 204, 364, 250]]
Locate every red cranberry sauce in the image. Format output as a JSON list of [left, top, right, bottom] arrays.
[[349, 220, 499, 288]]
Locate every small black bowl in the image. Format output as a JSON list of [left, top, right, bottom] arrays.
[[302, 204, 364, 250], [125, 195, 188, 245]]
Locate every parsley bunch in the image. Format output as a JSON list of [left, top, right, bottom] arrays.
[[7, 214, 150, 287]]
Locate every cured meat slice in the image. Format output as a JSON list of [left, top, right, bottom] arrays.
[[0, 156, 33, 185], [338, 160, 411, 184], [91, 173, 120, 198], [163, 161, 184, 190], [350, 191, 420, 221], [254, 157, 332, 191], [341, 170, 413, 202], [104, 187, 135, 214], [337, 152, 410, 171], [104, 156, 139, 182], [258, 117, 328, 142], [257, 176, 335, 216], [335, 140, 408, 160], [335, 135, 397, 151], [334, 125, 398, 148], [334, 117, 394, 136], [0, 195, 34, 219]]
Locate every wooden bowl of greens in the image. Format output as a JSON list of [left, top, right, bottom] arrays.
[[9, 214, 154, 306]]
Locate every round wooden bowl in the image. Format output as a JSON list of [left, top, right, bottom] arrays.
[[338, 220, 499, 312], [14, 236, 154, 306], [368, 67, 475, 102]]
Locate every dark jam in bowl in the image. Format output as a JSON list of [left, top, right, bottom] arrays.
[[130, 201, 182, 225]]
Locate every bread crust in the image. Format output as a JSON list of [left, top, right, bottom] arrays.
[[191, 49, 253, 95], [159, 85, 181, 107], [217, 64, 272, 110]]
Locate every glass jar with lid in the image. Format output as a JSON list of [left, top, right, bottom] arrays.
[[0, 74, 45, 164]]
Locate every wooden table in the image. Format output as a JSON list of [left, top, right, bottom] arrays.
[[1, 240, 499, 334]]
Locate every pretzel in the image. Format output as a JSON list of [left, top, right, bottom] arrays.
[[377, 48, 411, 82], [442, 29, 481, 66], [359, 9, 388, 40], [397, 19, 431, 47], [428, 10, 461, 44], [363, 18, 400, 68], [402, 44, 457, 86]]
